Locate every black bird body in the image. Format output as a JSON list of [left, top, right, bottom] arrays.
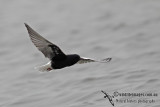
[[24, 23, 112, 72], [51, 54, 80, 69]]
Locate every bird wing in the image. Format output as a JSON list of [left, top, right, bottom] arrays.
[[25, 23, 66, 60], [77, 57, 112, 64], [101, 90, 107, 95]]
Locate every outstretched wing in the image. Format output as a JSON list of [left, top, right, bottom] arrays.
[[25, 23, 66, 60], [77, 57, 111, 64]]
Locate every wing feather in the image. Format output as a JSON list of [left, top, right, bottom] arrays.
[[25, 23, 66, 60], [77, 57, 112, 64]]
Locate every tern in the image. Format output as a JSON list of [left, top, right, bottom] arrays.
[[25, 23, 112, 72]]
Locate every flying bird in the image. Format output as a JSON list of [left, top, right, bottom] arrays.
[[24, 23, 112, 72]]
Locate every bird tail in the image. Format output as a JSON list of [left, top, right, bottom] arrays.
[[34, 61, 53, 72]]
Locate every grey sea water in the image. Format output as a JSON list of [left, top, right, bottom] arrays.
[[0, 0, 160, 107]]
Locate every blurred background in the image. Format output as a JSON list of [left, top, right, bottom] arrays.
[[0, 0, 160, 107]]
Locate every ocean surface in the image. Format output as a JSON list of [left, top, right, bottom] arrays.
[[0, 0, 160, 107]]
